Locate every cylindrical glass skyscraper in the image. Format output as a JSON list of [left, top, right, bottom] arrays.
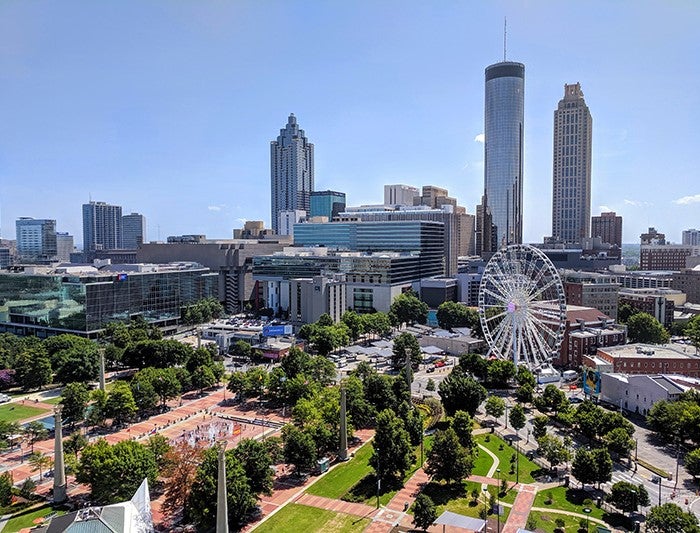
[[482, 61, 524, 253]]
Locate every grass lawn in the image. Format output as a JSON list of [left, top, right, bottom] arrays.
[[0, 403, 49, 424], [420, 480, 512, 523], [4, 504, 66, 531], [342, 435, 434, 507], [474, 433, 541, 483], [253, 504, 369, 533], [307, 441, 373, 499], [42, 396, 62, 405]]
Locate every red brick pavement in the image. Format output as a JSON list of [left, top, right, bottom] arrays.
[[502, 483, 538, 533], [296, 493, 379, 519], [386, 468, 430, 512]]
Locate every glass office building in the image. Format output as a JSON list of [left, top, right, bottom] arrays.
[[482, 61, 524, 253], [293, 220, 445, 278], [310, 190, 346, 220], [0, 263, 218, 337]]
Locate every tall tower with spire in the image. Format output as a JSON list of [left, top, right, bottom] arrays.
[[270, 114, 314, 233], [479, 60, 525, 255]]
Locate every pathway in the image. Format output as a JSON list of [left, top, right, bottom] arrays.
[[502, 483, 537, 533], [477, 443, 500, 492]]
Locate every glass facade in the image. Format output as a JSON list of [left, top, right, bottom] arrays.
[[310, 190, 346, 220], [483, 61, 524, 252], [0, 266, 218, 336]]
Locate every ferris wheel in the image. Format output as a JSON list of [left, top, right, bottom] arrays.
[[478, 244, 567, 369]]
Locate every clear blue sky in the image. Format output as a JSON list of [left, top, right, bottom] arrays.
[[1, 1, 699, 246]]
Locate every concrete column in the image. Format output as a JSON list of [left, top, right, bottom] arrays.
[[339, 386, 348, 462], [99, 350, 106, 391], [53, 406, 67, 503], [216, 441, 229, 533]]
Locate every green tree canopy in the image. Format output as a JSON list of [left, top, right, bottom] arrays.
[[389, 291, 428, 327], [232, 438, 274, 496], [436, 301, 471, 331], [627, 312, 670, 344], [451, 410, 475, 450], [487, 359, 516, 387], [369, 409, 414, 483], [646, 503, 700, 533], [122, 339, 194, 369], [536, 434, 570, 470], [392, 332, 422, 370], [77, 439, 157, 504], [484, 396, 505, 421], [685, 448, 700, 479], [105, 381, 138, 425], [341, 311, 365, 341], [185, 447, 257, 529], [60, 382, 90, 424], [438, 367, 487, 416], [426, 428, 473, 484], [608, 481, 650, 515], [412, 493, 437, 532], [282, 424, 317, 474], [509, 404, 526, 433]]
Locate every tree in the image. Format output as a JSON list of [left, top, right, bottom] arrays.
[[436, 301, 471, 331], [515, 383, 534, 404], [370, 409, 414, 483], [389, 291, 428, 327], [24, 421, 49, 453], [487, 359, 516, 387], [77, 439, 157, 503], [459, 352, 489, 381], [28, 450, 53, 480], [185, 447, 257, 530], [0, 472, 12, 507], [509, 404, 526, 434], [54, 346, 99, 384], [341, 310, 365, 341], [536, 384, 567, 415], [391, 332, 422, 370], [86, 388, 108, 427], [232, 438, 274, 496], [310, 325, 343, 356], [438, 367, 487, 416], [646, 503, 700, 533], [413, 493, 437, 531], [282, 425, 317, 474], [536, 434, 570, 471], [591, 447, 613, 488], [317, 313, 334, 327], [685, 448, 700, 479], [426, 428, 473, 484], [604, 427, 636, 457], [244, 367, 268, 397], [105, 381, 138, 426], [162, 442, 203, 518], [516, 366, 537, 388], [60, 382, 89, 425], [230, 340, 252, 359], [618, 302, 640, 324], [532, 415, 549, 439], [627, 312, 670, 344], [484, 396, 505, 423], [608, 481, 650, 515], [452, 410, 475, 450], [14, 351, 52, 391], [426, 378, 436, 391], [280, 346, 312, 379], [64, 431, 88, 456], [192, 365, 216, 394], [362, 312, 392, 339], [571, 448, 597, 488], [687, 315, 700, 354], [122, 339, 193, 369], [147, 434, 172, 471]]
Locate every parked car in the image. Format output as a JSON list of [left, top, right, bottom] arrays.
[[0, 394, 11, 404]]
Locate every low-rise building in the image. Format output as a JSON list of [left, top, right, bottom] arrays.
[[0, 262, 218, 338], [640, 244, 700, 270], [599, 373, 687, 416], [584, 343, 700, 378], [289, 274, 346, 327], [562, 270, 620, 319], [558, 305, 626, 368], [673, 264, 700, 304], [618, 287, 685, 328]]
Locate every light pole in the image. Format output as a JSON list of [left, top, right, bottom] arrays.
[[652, 475, 662, 507], [504, 401, 509, 429], [496, 468, 501, 533], [583, 507, 591, 532]]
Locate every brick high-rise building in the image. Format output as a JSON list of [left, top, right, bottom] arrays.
[[591, 211, 622, 248], [552, 83, 593, 244]]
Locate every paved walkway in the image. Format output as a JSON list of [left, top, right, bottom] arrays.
[[502, 483, 537, 533], [477, 443, 500, 492], [296, 494, 378, 519]]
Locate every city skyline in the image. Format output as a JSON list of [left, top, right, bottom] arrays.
[[1, 2, 699, 245]]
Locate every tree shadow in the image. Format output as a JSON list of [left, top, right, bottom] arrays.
[[342, 473, 403, 503], [420, 481, 468, 506]]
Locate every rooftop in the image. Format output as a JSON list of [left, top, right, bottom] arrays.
[[600, 344, 699, 360]]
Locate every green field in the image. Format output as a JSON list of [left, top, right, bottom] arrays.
[[307, 442, 373, 499], [253, 504, 369, 533], [0, 403, 49, 424], [474, 433, 541, 483], [4, 504, 66, 532], [42, 396, 62, 405]]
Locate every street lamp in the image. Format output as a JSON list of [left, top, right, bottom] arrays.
[[583, 507, 591, 532], [496, 468, 501, 533], [652, 475, 662, 507]]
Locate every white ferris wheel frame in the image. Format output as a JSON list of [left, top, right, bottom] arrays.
[[477, 244, 567, 369]]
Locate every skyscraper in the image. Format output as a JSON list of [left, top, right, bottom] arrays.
[[551, 83, 593, 244], [122, 212, 146, 249], [82, 201, 123, 251], [16, 217, 57, 262], [591, 212, 622, 248], [480, 61, 524, 254], [270, 114, 314, 233], [682, 229, 700, 246]]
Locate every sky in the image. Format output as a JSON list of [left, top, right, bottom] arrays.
[[1, 1, 699, 247]]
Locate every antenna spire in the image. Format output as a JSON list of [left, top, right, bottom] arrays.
[[503, 17, 507, 62]]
